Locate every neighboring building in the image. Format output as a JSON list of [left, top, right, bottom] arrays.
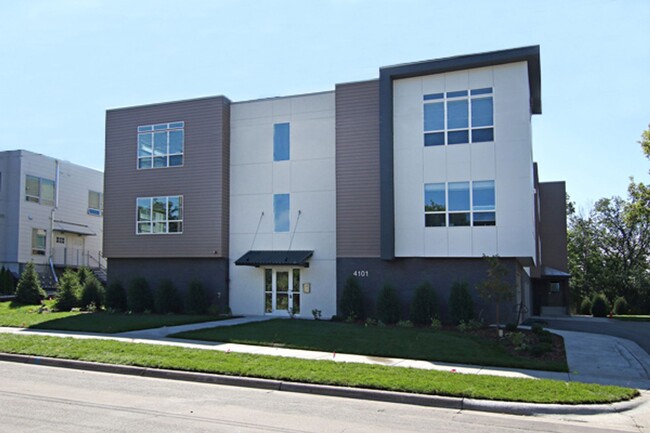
[[104, 45, 569, 321], [0, 150, 105, 287]]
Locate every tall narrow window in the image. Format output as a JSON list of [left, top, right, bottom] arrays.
[[448, 182, 470, 226], [273, 194, 290, 232], [136, 195, 183, 234], [25, 175, 55, 206], [424, 183, 446, 227], [472, 180, 496, 225], [137, 122, 184, 169], [273, 123, 290, 161], [32, 229, 46, 255], [88, 191, 103, 216]]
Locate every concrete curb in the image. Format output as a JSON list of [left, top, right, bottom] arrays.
[[0, 352, 644, 416]]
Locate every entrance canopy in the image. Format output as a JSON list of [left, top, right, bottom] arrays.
[[53, 220, 96, 236], [540, 266, 571, 279], [235, 250, 313, 268]]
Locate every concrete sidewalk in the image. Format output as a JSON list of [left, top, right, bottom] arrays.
[[2, 316, 650, 389]]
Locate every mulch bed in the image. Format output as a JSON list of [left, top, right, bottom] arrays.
[[470, 327, 567, 365]]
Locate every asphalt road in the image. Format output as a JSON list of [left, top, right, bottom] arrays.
[[0, 361, 647, 433], [541, 317, 650, 355]]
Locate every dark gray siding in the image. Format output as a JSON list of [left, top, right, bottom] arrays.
[[538, 181, 568, 272], [104, 96, 230, 259], [107, 258, 228, 310], [337, 257, 521, 324], [335, 80, 381, 258]]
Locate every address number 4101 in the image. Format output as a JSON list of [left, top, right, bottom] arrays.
[[353, 270, 369, 277]]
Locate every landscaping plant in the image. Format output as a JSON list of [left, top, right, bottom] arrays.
[[14, 262, 46, 305], [339, 276, 365, 321], [613, 296, 629, 315], [185, 279, 209, 314], [127, 277, 154, 313], [448, 280, 474, 324], [579, 297, 592, 315], [409, 282, 438, 326], [376, 283, 400, 325], [155, 279, 182, 314], [477, 255, 514, 331], [591, 293, 610, 317], [80, 276, 104, 310], [54, 269, 82, 311], [0, 267, 15, 295], [105, 280, 127, 311]]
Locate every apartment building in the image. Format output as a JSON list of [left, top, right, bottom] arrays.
[[104, 46, 569, 321], [0, 150, 104, 287]]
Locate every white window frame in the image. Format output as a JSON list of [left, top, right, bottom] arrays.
[[32, 228, 47, 255], [424, 180, 496, 227], [137, 121, 185, 170], [135, 195, 183, 235], [88, 190, 103, 216], [25, 175, 55, 206], [423, 88, 494, 146]]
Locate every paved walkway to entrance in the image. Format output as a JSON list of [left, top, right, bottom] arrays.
[[1, 316, 650, 389]]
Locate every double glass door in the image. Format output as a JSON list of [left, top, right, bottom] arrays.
[[265, 268, 301, 315]]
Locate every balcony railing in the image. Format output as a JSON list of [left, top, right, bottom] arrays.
[[51, 247, 107, 271]]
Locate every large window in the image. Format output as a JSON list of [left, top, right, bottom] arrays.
[[423, 88, 494, 146], [88, 190, 103, 216], [25, 175, 55, 206], [273, 123, 290, 161], [136, 196, 183, 234], [137, 122, 184, 169], [274, 194, 290, 232], [424, 180, 495, 227], [32, 228, 47, 255]]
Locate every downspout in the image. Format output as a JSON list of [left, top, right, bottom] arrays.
[[49, 160, 60, 284]]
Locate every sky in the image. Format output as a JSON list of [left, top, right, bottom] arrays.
[[0, 0, 648, 211]]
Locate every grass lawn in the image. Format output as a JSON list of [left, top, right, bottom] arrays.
[[172, 319, 568, 372], [0, 301, 226, 333], [0, 333, 637, 404]]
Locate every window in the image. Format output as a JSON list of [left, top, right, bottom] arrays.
[[423, 88, 494, 146], [549, 282, 561, 293], [25, 175, 55, 206], [32, 229, 46, 255], [274, 194, 290, 232], [136, 195, 183, 234], [137, 122, 184, 169], [424, 180, 495, 227], [273, 123, 290, 161], [88, 191, 103, 216], [56, 236, 65, 244]]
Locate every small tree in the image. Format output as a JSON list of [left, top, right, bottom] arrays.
[[77, 267, 95, 288], [80, 276, 104, 310], [14, 262, 46, 305], [54, 269, 82, 311], [613, 296, 629, 315], [339, 276, 365, 321], [127, 277, 154, 313], [105, 280, 127, 311], [410, 282, 438, 326], [449, 280, 475, 324], [0, 267, 15, 295], [377, 283, 400, 325], [155, 279, 182, 314], [477, 255, 514, 330], [185, 279, 209, 314]]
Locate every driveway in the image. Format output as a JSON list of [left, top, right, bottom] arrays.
[[537, 316, 650, 356]]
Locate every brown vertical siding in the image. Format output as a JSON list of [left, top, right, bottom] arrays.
[[335, 80, 381, 258], [104, 96, 230, 258], [538, 181, 568, 271]]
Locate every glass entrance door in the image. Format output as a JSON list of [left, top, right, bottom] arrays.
[[264, 268, 301, 315]]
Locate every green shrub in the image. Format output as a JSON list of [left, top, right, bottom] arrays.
[[591, 293, 610, 317], [396, 320, 413, 328], [505, 322, 518, 332], [539, 332, 554, 344], [127, 277, 154, 313], [531, 323, 544, 335], [529, 342, 553, 357], [430, 318, 442, 331], [105, 281, 127, 311], [448, 281, 474, 324], [54, 269, 82, 311], [155, 279, 182, 314], [457, 319, 483, 332], [613, 297, 629, 315], [185, 280, 209, 314], [0, 267, 15, 295], [15, 262, 46, 305], [80, 276, 104, 310], [409, 282, 438, 326], [579, 297, 592, 315], [339, 277, 365, 321], [77, 267, 94, 288], [376, 283, 400, 325]]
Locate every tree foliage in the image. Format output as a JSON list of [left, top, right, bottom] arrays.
[[477, 255, 514, 328], [15, 262, 46, 305], [54, 269, 82, 311], [568, 125, 650, 313]]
